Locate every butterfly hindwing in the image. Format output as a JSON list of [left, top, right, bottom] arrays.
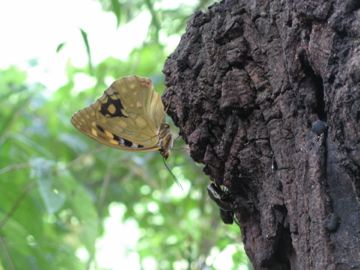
[[71, 76, 171, 153]]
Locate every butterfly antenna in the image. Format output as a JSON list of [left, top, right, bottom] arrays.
[[163, 157, 183, 190], [164, 97, 173, 113], [173, 134, 182, 143]]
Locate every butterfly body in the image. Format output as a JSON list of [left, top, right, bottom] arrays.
[[71, 76, 173, 159]]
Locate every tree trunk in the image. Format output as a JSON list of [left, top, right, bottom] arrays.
[[162, 0, 360, 269]]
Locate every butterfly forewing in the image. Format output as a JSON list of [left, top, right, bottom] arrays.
[[71, 76, 172, 155]]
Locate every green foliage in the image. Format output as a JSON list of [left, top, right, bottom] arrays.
[[0, 0, 250, 269], [97, 0, 214, 43]]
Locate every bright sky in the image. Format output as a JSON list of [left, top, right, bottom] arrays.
[[0, 0, 153, 92], [0, 0, 243, 269]]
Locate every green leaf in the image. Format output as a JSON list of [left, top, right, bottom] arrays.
[[79, 28, 93, 75], [31, 158, 66, 214], [56, 42, 66, 53], [111, 0, 121, 28], [58, 170, 99, 257]]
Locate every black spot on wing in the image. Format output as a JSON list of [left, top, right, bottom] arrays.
[[113, 134, 121, 141], [112, 134, 145, 148], [124, 139, 133, 147], [96, 125, 105, 133], [100, 93, 128, 117]]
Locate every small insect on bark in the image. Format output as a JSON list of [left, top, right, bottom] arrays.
[[207, 183, 239, 225]]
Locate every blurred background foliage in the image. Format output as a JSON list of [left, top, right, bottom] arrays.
[[0, 0, 251, 269]]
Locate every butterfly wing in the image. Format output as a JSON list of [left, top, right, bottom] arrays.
[[71, 76, 166, 152]]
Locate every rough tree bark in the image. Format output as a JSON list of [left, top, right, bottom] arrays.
[[162, 0, 360, 269]]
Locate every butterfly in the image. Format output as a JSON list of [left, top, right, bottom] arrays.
[[71, 75, 173, 159]]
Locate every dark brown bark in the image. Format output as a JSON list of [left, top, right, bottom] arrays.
[[162, 0, 360, 269]]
